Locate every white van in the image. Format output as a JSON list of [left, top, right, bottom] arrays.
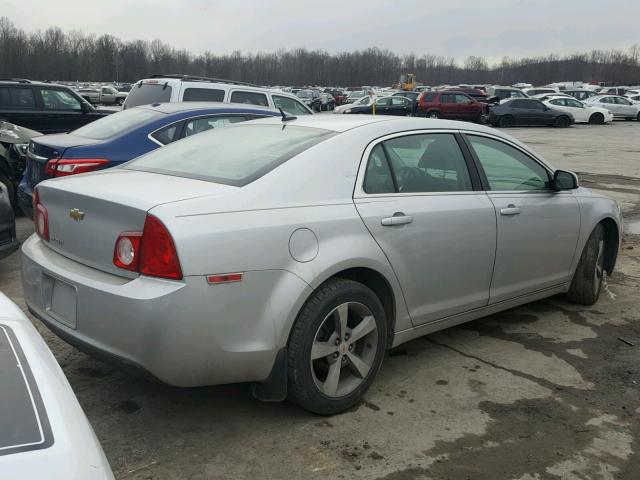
[[124, 75, 313, 115]]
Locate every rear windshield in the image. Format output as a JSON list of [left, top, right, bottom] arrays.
[[73, 108, 163, 139], [124, 82, 173, 108], [125, 124, 335, 186]]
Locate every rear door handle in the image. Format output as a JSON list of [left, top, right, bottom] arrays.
[[381, 212, 413, 226], [500, 204, 521, 216]]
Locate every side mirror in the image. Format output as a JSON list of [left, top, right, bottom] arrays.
[[553, 170, 579, 191], [80, 102, 91, 114]]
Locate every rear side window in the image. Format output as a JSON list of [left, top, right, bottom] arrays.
[[0, 87, 36, 109], [151, 124, 180, 145], [126, 124, 335, 186], [230, 91, 269, 107], [273, 95, 311, 115], [74, 108, 162, 139], [183, 115, 246, 137], [125, 83, 173, 108], [183, 88, 225, 102], [363, 134, 472, 194]]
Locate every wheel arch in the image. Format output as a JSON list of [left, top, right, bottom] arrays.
[[599, 217, 619, 274]]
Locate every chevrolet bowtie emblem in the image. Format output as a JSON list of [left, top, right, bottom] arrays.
[[69, 208, 85, 221]]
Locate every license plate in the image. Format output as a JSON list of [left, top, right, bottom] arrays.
[[42, 274, 77, 329]]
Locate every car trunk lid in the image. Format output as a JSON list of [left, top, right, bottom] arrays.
[[37, 169, 236, 277]]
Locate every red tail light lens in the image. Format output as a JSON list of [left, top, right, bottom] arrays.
[[45, 158, 108, 177], [33, 189, 49, 241], [113, 214, 182, 280]]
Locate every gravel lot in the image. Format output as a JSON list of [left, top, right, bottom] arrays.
[[1, 121, 639, 480]]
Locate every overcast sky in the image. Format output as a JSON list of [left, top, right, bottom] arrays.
[[2, 0, 638, 62]]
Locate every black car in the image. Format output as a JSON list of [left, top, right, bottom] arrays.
[[488, 98, 574, 127], [0, 182, 18, 260], [0, 79, 112, 134], [344, 96, 412, 116], [295, 89, 322, 112], [392, 91, 421, 114]]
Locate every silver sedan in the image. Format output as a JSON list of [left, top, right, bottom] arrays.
[[22, 115, 621, 414]]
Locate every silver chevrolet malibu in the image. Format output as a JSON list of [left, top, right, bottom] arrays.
[[22, 115, 621, 414]]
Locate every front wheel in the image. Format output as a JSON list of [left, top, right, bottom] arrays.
[[566, 224, 605, 305], [589, 113, 604, 125], [427, 110, 440, 119], [287, 278, 387, 415]]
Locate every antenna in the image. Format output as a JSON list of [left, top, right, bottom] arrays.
[[278, 107, 297, 122]]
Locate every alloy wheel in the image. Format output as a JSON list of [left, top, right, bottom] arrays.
[[310, 302, 378, 398]]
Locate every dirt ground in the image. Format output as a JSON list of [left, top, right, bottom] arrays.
[[0, 121, 638, 480]]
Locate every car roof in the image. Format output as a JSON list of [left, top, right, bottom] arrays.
[[135, 102, 280, 115]]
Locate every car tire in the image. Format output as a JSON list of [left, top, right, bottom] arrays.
[[427, 111, 440, 119], [636, 112, 640, 121], [499, 115, 515, 128], [588, 113, 604, 125], [554, 116, 570, 128], [287, 278, 387, 415], [566, 224, 605, 306], [0, 171, 15, 209]]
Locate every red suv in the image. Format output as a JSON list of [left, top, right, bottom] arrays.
[[417, 91, 487, 121]]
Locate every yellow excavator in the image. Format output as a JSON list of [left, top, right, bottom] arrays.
[[395, 73, 417, 91]]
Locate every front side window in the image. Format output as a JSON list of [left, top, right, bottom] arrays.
[[38, 89, 81, 111], [273, 95, 311, 115], [441, 94, 455, 104], [468, 135, 550, 191], [230, 91, 268, 106], [183, 88, 225, 102], [183, 115, 246, 137], [421, 92, 436, 102], [363, 133, 472, 194], [127, 125, 335, 186], [550, 99, 565, 106]]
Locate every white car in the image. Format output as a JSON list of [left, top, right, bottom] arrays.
[[0, 293, 113, 479], [334, 95, 373, 113], [543, 96, 613, 124], [523, 87, 558, 97], [585, 95, 640, 120]]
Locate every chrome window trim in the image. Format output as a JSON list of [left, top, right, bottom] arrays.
[[146, 113, 255, 146], [354, 129, 562, 199]]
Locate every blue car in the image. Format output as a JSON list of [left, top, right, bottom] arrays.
[[18, 102, 280, 217]]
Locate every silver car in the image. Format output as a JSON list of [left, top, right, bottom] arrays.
[[22, 116, 621, 415]]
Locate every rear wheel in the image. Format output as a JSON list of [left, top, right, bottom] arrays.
[[554, 116, 570, 128], [287, 278, 387, 415], [566, 224, 605, 305], [499, 115, 515, 128], [588, 113, 604, 125]]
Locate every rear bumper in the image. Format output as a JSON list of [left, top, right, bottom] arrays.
[[21, 234, 311, 387]]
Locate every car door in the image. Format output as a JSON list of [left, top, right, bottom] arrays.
[[455, 94, 476, 119], [35, 87, 85, 133], [527, 100, 551, 125], [439, 94, 459, 118], [565, 98, 588, 122], [614, 96, 635, 117], [388, 97, 409, 116], [599, 97, 618, 116], [354, 132, 496, 325], [464, 133, 580, 303], [508, 100, 531, 125]]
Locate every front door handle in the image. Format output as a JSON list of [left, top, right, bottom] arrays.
[[500, 204, 521, 216], [381, 212, 413, 226]]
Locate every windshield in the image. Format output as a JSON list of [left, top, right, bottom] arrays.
[[73, 108, 162, 139], [124, 82, 173, 108], [125, 124, 335, 186]]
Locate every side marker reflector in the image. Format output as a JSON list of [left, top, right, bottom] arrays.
[[207, 273, 243, 284]]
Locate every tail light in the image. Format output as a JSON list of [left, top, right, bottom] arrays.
[[113, 214, 182, 280], [33, 189, 49, 241], [45, 158, 108, 177]]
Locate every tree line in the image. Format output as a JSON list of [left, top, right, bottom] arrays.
[[1, 17, 639, 87]]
